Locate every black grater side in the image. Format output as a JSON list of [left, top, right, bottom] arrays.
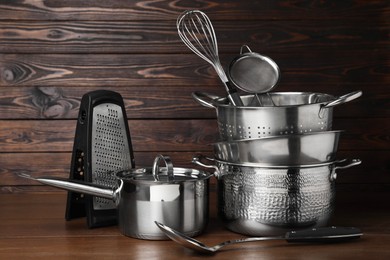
[[65, 90, 135, 228]]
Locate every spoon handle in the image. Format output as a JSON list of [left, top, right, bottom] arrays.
[[285, 226, 362, 243]]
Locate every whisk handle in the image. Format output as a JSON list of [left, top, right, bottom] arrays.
[[226, 81, 244, 106]]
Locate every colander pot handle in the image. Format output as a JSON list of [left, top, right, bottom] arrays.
[[319, 90, 362, 118], [191, 92, 220, 109], [322, 90, 362, 109]]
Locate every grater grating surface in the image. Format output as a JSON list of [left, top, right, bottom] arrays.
[[91, 103, 133, 210], [66, 90, 135, 228]]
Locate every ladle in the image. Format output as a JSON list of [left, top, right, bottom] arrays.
[[155, 221, 362, 254]]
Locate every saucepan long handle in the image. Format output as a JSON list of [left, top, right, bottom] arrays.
[[18, 173, 117, 200]]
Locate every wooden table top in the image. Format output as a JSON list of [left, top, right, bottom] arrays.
[[1, 190, 389, 260]]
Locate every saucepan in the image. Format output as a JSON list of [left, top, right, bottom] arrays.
[[193, 155, 361, 236], [213, 130, 342, 166], [19, 155, 211, 240], [192, 91, 362, 140]]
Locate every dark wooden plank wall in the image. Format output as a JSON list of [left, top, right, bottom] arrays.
[[0, 1, 389, 194]]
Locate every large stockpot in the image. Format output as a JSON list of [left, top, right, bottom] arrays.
[[192, 91, 362, 140], [20, 155, 211, 240], [213, 130, 342, 166], [193, 156, 361, 236]]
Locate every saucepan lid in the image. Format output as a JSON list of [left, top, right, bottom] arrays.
[[116, 154, 211, 184]]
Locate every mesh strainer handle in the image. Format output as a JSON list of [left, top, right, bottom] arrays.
[[240, 45, 252, 54]]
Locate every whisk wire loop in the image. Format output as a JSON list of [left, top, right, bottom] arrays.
[[177, 10, 243, 106], [177, 10, 227, 82]]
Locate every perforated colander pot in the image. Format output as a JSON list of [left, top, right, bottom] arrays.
[[192, 91, 362, 141]]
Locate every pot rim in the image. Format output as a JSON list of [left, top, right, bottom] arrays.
[[205, 156, 346, 168], [212, 92, 337, 109]]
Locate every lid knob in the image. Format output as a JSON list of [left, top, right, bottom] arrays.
[[152, 154, 174, 182]]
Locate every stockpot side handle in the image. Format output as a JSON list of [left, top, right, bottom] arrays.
[[192, 155, 220, 176], [330, 159, 362, 181], [191, 91, 220, 109], [334, 158, 362, 170], [323, 90, 363, 109]]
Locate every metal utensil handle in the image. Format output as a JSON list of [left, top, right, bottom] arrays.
[[152, 154, 174, 182], [240, 44, 252, 54], [226, 84, 244, 106], [191, 91, 220, 108], [323, 90, 363, 109], [285, 226, 363, 243], [18, 173, 116, 200]]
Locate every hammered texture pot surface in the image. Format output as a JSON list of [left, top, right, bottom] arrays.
[[217, 164, 335, 236]]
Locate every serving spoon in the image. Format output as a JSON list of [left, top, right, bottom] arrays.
[[155, 221, 362, 254]]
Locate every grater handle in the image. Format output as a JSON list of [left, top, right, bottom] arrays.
[[18, 173, 117, 200]]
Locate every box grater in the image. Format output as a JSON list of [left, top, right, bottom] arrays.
[[65, 90, 135, 228]]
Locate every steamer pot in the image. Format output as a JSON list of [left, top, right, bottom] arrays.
[[20, 155, 211, 240], [213, 130, 342, 166], [193, 155, 361, 236], [192, 91, 362, 140]]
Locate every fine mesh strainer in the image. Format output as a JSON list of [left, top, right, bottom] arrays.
[[228, 45, 280, 106], [66, 90, 135, 228]]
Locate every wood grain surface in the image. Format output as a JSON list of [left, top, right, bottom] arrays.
[[0, 0, 389, 196], [1, 192, 389, 259]]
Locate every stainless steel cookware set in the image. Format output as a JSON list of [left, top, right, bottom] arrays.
[[180, 9, 363, 236], [19, 9, 363, 249], [191, 85, 362, 236]]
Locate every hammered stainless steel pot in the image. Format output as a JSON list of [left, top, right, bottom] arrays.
[[193, 155, 361, 236], [192, 91, 362, 140], [20, 155, 211, 240], [213, 130, 342, 166]]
